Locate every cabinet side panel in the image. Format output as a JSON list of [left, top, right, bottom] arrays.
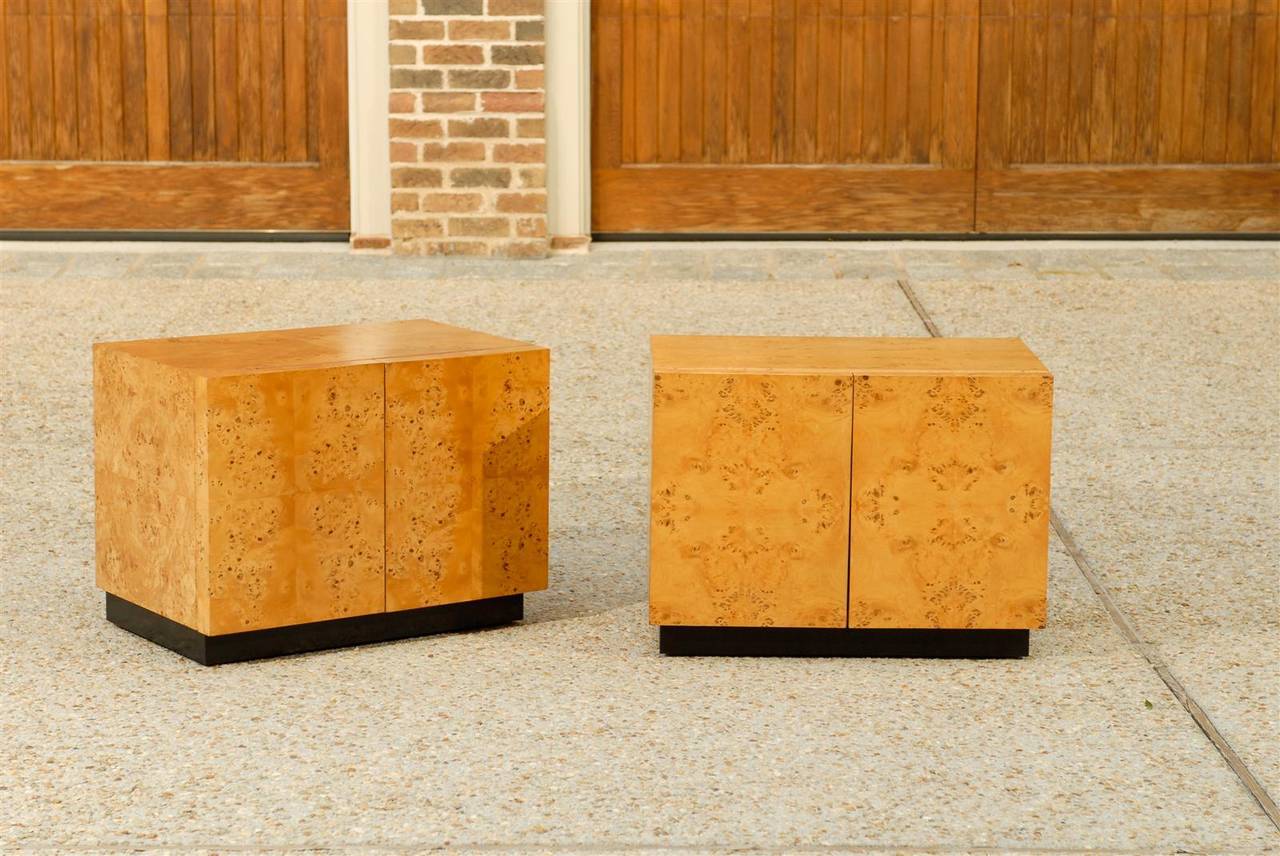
[[385, 350, 549, 611], [93, 348, 199, 628], [849, 374, 1053, 629], [204, 365, 385, 633], [649, 372, 852, 628]]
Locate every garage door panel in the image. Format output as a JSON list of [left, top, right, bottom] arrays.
[[0, 0, 348, 231], [592, 0, 981, 233], [977, 0, 1280, 232]]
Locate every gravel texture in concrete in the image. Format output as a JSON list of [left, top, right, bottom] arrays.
[[1, 241, 1277, 853]]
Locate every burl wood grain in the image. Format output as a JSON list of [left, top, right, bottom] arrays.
[[94, 347, 200, 628], [849, 374, 1053, 630], [649, 372, 853, 628], [384, 350, 550, 611], [203, 365, 385, 634]]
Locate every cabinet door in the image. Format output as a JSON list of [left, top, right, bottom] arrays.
[[201, 365, 386, 634], [384, 351, 550, 611], [650, 372, 853, 628], [849, 374, 1053, 629]]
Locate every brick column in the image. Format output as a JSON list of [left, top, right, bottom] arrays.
[[388, 0, 547, 258]]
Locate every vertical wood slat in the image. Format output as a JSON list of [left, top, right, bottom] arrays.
[[3, 2, 30, 159], [723, 0, 748, 163], [771, 0, 795, 163], [794, 0, 819, 162], [592, 0, 622, 167], [99, 0, 126, 160], [1181, 0, 1210, 161], [1089, 0, 1116, 163], [656, 0, 680, 162], [1252, 0, 1278, 161], [702, 0, 724, 162], [1066, 0, 1092, 161], [1224, 0, 1254, 162], [1112, 0, 1140, 163], [143, 0, 170, 159], [282, 0, 306, 161], [74, 0, 102, 159], [863, 0, 887, 161], [884, 0, 909, 162], [816, 0, 844, 163], [747, 0, 772, 162], [634, 0, 658, 162], [189, 0, 216, 160], [169, 0, 194, 160], [839, 0, 865, 163], [312, 0, 345, 167], [237, 0, 261, 161], [0, 8, 6, 159], [1201, 0, 1232, 162], [679, 0, 703, 162], [905, 0, 933, 163], [121, 0, 148, 159], [213, 0, 238, 159], [260, 0, 285, 161], [978, 0, 1012, 168], [1158, 0, 1187, 161], [1135, 0, 1162, 162], [51, 0, 77, 159], [29, 0, 56, 158], [1042, 0, 1071, 163], [944, 0, 979, 169]]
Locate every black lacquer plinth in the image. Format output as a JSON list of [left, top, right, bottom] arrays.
[[659, 625, 1029, 658], [106, 593, 523, 666]]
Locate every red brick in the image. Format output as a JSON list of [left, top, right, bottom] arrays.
[[517, 166, 546, 188], [514, 69, 544, 89], [516, 118, 544, 138], [422, 44, 484, 64], [388, 0, 417, 13], [448, 217, 511, 237], [449, 20, 511, 40], [392, 167, 444, 188], [389, 20, 445, 40], [515, 216, 547, 238], [392, 218, 446, 239], [448, 117, 509, 137], [496, 192, 546, 213], [390, 119, 443, 138], [450, 167, 511, 187], [481, 91, 543, 113], [496, 240, 549, 259], [388, 92, 417, 113], [488, 0, 542, 14], [407, 240, 492, 256], [389, 141, 418, 163], [493, 143, 544, 163], [388, 44, 417, 65], [420, 92, 476, 113], [421, 141, 486, 161], [391, 192, 420, 213], [419, 192, 484, 213]]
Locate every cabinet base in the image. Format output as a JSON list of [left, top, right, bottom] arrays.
[[658, 625, 1029, 658], [106, 593, 524, 666]]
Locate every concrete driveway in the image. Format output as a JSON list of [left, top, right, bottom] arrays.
[[2, 240, 1277, 853]]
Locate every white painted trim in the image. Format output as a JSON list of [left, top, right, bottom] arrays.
[[348, 0, 392, 243], [546, 0, 591, 240]]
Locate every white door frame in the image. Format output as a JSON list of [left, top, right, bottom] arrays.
[[348, 0, 392, 246], [345, 0, 590, 246], [546, 0, 591, 242]]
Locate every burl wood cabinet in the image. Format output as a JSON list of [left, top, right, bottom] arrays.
[[650, 336, 1053, 658], [94, 320, 548, 664]]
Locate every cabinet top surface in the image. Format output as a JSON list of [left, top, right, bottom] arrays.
[[95, 319, 544, 377], [651, 336, 1050, 376]]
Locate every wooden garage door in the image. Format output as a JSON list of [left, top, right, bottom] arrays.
[[592, 0, 1280, 234], [977, 0, 1280, 232], [0, 0, 348, 232], [591, 0, 981, 233]]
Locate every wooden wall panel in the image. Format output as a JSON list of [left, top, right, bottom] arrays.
[[0, 0, 348, 231], [593, 0, 980, 232], [978, 0, 1280, 232], [649, 372, 853, 628]]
